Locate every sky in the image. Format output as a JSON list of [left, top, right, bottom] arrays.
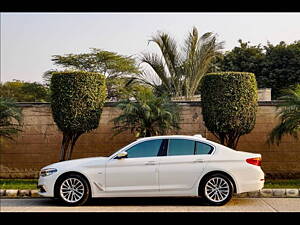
[[1, 12, 300, 83]]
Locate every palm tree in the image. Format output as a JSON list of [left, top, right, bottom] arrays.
[[268, 84, 300, 145], [0, 97, 23, 141], [112, 88, 181, 137], [140, 27, 224, 99]]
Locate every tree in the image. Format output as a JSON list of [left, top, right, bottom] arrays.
[[261, 41, 300, 99], [50, 71, 107, 161], [215, 40, 300, 99], [106, 76, 150, 101], [200, 72, 258, 149], [268, 84, 300, 145], [215, 39, 265, 85], [0, 80, 50, 102], [46, 48, 141, 101], [0, 97, 22, 141], [51, 48, 140, 77], [140, 27, 224, 99], [112, 87, 181, 137]]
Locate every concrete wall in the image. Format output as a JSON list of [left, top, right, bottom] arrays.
[[0, 102, 299, 178]]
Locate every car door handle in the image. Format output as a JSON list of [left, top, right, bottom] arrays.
[[145, 161, 156, 165], [193, 159, 205, 163]]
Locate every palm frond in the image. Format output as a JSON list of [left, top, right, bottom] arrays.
[[268, 85, 300, 145], [0, 97, 23, 140], [140, 53, 170, 89]]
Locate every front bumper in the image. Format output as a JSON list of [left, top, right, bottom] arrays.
[[37, 174, 59, 197]]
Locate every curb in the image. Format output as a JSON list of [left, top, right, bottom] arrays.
[[235, 188, 300, 198], [0, 189, 41, 198], [1, 188, 300, 198]]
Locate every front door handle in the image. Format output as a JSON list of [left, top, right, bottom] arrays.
[[145, 161, 156, 165], [193, 159, 205, 163]]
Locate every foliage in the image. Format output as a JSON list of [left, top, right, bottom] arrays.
[[112, 87, 181, 137], [215, 40, 300, 99], [105, 76, 149, 101], [200, 72, 258, 149], [51, 48, 140, 78], [215, 40, 265, 84], [268, 84, 300, 145], [50, 71, 107, 161], [140, 27, 224, 99], [0, 80, 50, 102], [261, 41, 300, 99], [45, 48, 141, 100], [0, 97, 23, 141]]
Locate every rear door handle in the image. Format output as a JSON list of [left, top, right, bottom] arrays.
[[193, 159, 205, 163], [145, 161, 156, 165]]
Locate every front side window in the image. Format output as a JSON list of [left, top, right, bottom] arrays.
[[125, 139, 163, 158], [168, 139, 195, 156], [195, 142, 214, 155]]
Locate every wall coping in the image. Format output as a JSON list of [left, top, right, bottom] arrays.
[[16, 101, 282, 107]]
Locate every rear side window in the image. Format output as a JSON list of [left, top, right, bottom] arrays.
[[168, 139, 195, 156], [125, 139, 163, 158], [195, 142, 214, 155]]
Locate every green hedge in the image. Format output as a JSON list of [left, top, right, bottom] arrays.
[[50, 71, 107, 134], [200, 72, 258, 148]]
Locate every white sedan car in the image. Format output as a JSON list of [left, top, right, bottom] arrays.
[[38, 135, 264, 206]]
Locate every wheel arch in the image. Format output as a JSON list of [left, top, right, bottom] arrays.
[[54, 171, 93, 198], [198, 170, 237, 196]]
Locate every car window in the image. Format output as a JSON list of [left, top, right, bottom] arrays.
[[168, 139, 195, 156], [195, 142, 214, 155], [125, 139, 163, 158]]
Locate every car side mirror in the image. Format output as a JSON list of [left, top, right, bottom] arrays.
[[115, 152, 128, 160]]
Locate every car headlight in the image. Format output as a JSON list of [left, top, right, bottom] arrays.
[[40, 168, 58, 177]]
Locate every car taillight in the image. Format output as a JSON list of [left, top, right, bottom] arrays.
[[246, 157, 262, 166]]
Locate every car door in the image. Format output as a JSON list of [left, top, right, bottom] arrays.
[[105, 139, 164, 193], [158, 138, 214, 192]]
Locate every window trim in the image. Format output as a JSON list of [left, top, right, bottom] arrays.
[[119, 139, 164, 159], [166, 138, 196, 156], [165, 138, 216, 157], [109, 137, 217, 160], [157, 139, 168, 156], [195, 141, 214, 155]]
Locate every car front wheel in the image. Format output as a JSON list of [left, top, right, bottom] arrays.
[[55, 173, 90, 206], [200, 173, 233, 206]]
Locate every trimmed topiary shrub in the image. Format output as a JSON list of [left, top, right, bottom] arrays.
[[200, 72, 258, 149], [50, 71, 107, 161]]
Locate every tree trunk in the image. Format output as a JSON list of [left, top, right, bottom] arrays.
[[66, 133, 82, 160], [59, 135, 66, 162], [60, 133, 71, 161]]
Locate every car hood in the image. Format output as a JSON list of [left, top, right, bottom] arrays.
[[42, 157, 109, 170]]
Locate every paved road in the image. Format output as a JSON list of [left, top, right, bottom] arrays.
[[1, 197, 300, 212]]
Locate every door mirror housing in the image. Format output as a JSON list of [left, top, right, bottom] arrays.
[[115, 152, 128, 159]]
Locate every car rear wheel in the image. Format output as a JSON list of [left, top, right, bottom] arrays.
[[55, 173, 90, 206], [200, 173, 233, 206]]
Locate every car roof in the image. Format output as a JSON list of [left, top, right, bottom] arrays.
[[137, 134, 206, 141], [135, 134, 220, 149]]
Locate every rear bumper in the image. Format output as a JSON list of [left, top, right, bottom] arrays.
[[236, 167, 265, 194], [238, 179, 265, 193]]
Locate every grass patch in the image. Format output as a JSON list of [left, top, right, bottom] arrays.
[[264, 179, 300, 189], [0, 179, 38, 190]]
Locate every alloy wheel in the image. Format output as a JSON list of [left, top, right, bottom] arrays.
[[204, 177, 230, 203], [59, 177, 85, 203]]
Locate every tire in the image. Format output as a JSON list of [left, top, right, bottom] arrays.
[[55, 173, 90, 206], [200, 173, 233, 206]]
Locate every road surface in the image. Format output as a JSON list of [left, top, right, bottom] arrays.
[[1, 197, 300, 212]]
